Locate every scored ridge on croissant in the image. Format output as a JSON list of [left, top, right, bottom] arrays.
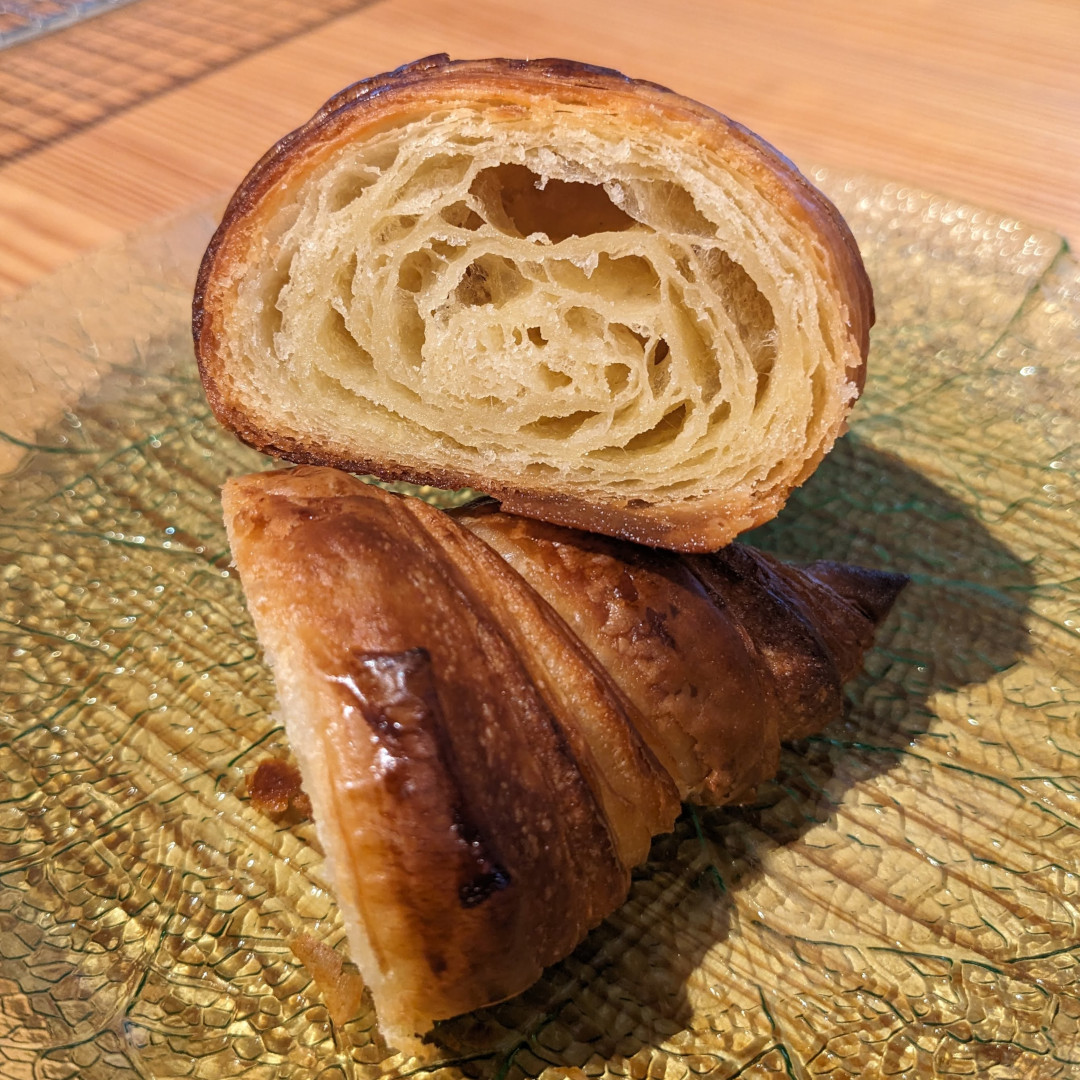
[[198, 55, 874, 552], [222, 466, 906, 1043]]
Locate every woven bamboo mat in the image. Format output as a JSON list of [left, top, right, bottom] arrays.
[[0, 0, 376, 161]]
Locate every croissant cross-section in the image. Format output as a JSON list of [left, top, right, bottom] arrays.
[[198, 55, 874, 551], [222, 467, 906, 1043]]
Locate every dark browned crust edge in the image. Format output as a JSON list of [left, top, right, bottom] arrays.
[[226, 466, 907, 1033], [195, 55, 875, 553]]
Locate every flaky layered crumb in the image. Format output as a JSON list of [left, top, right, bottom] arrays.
[[198, 57, 872, 549]]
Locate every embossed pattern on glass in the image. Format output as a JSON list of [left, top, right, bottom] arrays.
[[0, 173, 1078, 1079]]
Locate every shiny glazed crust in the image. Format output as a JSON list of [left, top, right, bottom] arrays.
[[198, 56, 874, 552], [222, 467, 906, 1042]]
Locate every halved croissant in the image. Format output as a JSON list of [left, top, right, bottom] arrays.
[[222, 466, 906, 1043], [198, 55, 874, 552]]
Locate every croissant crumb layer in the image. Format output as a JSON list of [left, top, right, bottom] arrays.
[[196, 57, 874, 551], [236, 120, 837, 481]]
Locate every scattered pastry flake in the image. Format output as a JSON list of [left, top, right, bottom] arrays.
[[291, 932, 365, 1026], [249, 757, 313, 819]]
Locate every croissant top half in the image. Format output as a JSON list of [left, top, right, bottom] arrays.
[[198, 56, 874, 551], [222, 467, 905, 1043]]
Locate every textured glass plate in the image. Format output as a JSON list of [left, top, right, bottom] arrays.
[[1, 172, 1078, 1080]]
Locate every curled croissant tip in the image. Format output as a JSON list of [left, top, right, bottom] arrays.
[[805, 561, 909, 625]]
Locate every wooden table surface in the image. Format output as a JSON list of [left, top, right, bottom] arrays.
[[1, 0, 1078, 298]]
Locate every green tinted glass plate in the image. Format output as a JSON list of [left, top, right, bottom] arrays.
[[1, 173, 1078, 1080]]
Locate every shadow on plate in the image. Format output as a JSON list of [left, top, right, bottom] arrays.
[[427, 430, 1036, 1076]]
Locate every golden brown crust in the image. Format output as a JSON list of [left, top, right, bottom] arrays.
[[290, 933, 365, 1028], [222, 467, 905, 1041], [248, 758, 312, 819], [454, 502, 781, 803], [223, 466, 679, 1040], [454, 497, 904, 798], [197, 56, 875, 553]]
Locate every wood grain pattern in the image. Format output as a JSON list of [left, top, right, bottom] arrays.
[[0, 0, 1076, 298]]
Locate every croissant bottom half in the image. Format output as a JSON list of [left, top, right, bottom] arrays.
[[221, 466, 906, 1043]]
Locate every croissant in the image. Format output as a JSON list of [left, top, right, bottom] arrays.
[[197, 55, 874, 552], [221, 466, 906, 1043]]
